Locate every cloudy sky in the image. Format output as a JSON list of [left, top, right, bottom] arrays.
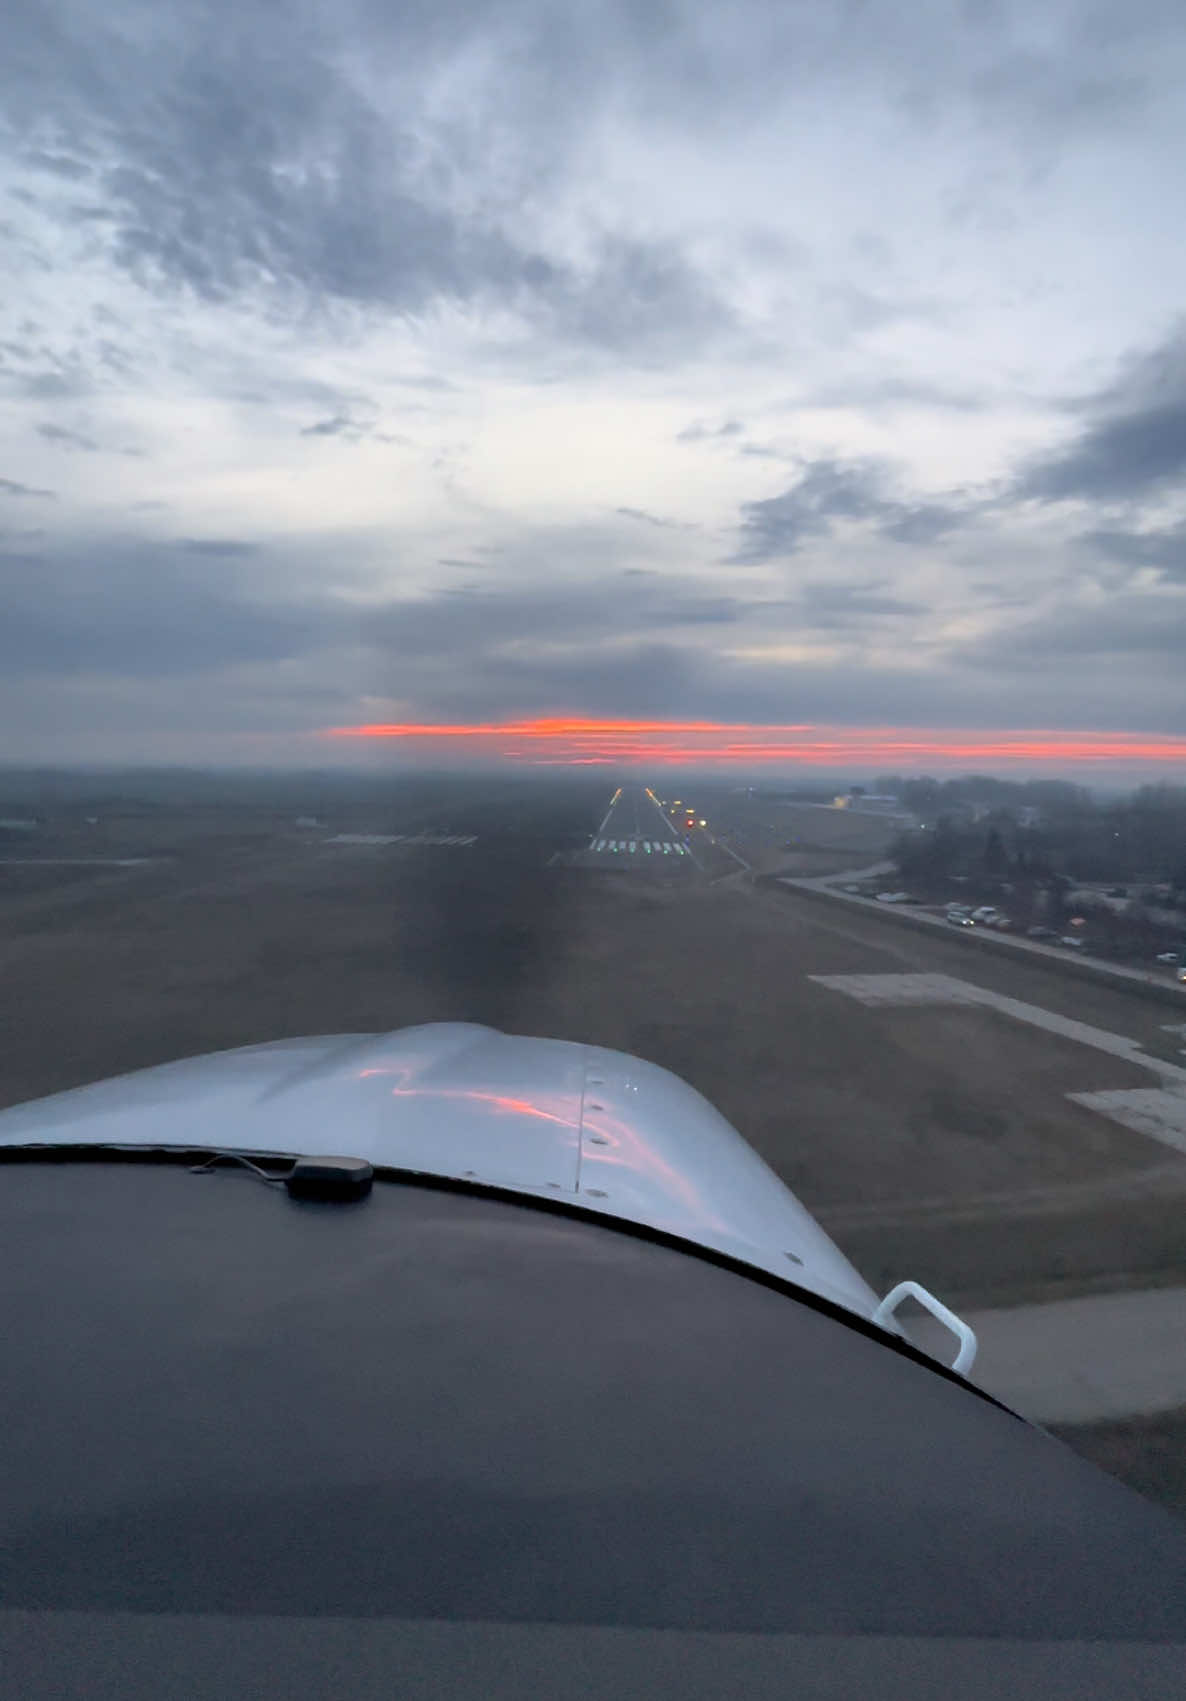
[[3, 0, 1186, 769]]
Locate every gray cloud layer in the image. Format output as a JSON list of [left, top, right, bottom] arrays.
[[731, 459, 967, 562], [36, 423, 98, 451], [4, 1, 1186, 759], [4, 1, 733, 365], [1082, 522, 1186, 579], [0, 544, 346, 679], [1018, 325, 1186, 503]]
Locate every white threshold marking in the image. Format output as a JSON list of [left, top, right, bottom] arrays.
[[810, 972, 1186, 1156], [1065, 1088, 1186, 1151]]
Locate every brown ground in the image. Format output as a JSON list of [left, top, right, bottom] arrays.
[[3, 778, 1185, 1513]]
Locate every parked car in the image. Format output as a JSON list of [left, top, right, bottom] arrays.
[[1059, 935, 1086, 950], [1156, 952, 1180, 965], [1027, 926, 1057, 939]]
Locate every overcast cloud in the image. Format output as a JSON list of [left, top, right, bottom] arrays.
[[3, 0, 1186, 763]]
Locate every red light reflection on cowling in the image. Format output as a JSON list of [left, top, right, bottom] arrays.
[[363, 1065, 733, 1234], [358, 1065, 580, 1130], [387, 1085, 580, 1130], [579, 1104, 730, 1231], [365, 1070, 723, 1222]]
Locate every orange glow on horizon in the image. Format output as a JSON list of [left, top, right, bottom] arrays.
[[321, 717, 1186, 769]]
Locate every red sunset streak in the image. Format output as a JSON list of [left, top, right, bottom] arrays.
[[322, 718, 1186, 768]]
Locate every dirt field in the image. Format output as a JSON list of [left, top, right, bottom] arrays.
[[4, 781, 1184, 1301]]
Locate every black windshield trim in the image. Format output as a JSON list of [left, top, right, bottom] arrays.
[[0, 1140, 1017, 1416]]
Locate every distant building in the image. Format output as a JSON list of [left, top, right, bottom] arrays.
[[861, 795, 903, 813], [834, 793, 903, 815]]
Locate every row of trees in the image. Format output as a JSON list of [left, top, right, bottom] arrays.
[[876, 775, 1095, 819], [888, 780, 1186, 894]]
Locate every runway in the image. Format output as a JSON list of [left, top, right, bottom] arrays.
[[580, 785, 698, 869]]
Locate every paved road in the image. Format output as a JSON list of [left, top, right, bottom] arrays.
[[783, 866, 1186, 1006]]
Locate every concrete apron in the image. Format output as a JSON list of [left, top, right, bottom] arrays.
[[908, 1285, 1186, 1425]]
